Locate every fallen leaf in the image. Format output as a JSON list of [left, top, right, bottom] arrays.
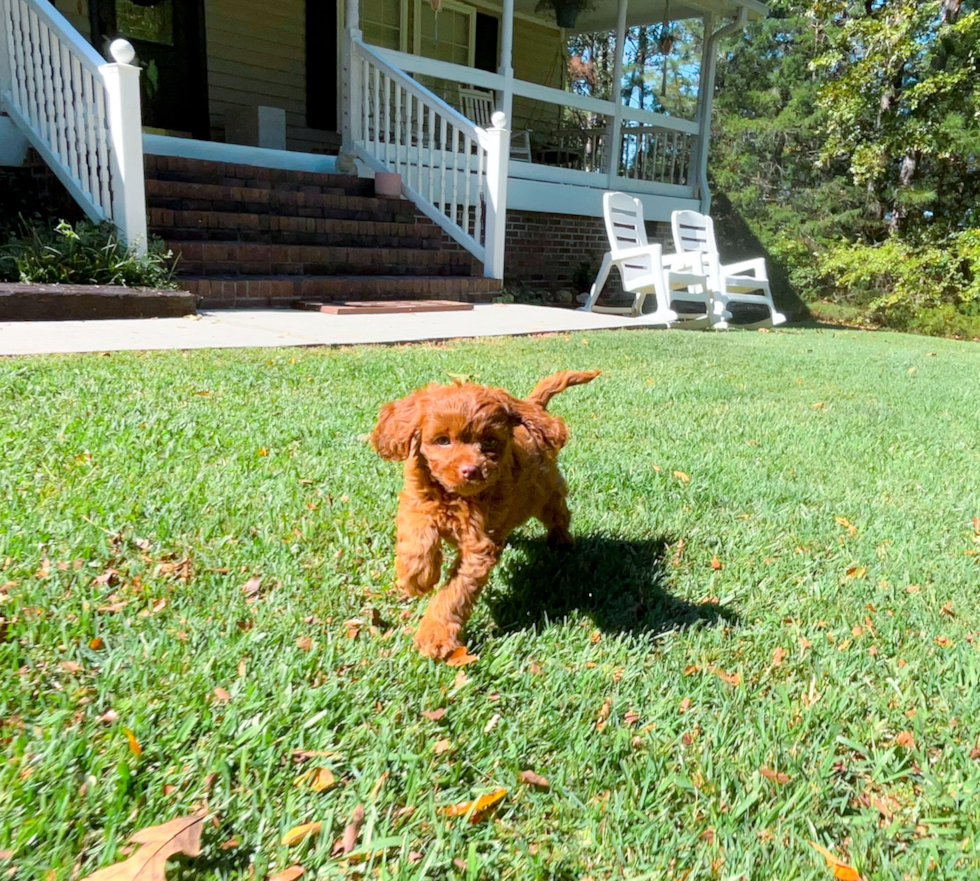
[[295, 636, 312, 652], [446, 647, 478, 667], [100, 710, 118, 724], [422, 708, 446, 721], [623, 710, 640, 727], [281, 823, 322, 847], [219, 838, 239, 851], [708, 665, 740, 687], [595, 698, 612, 730], [332, 804, 364, 856], [851, 625, 863, 638], [906, 584, 922, 594], [370, 770, 389, 799], [673, 471, 691, 483], [433, 739, 452, 755], [936, 635, 953, 648], [483, 713, 501, 734], [772, 646, 786, 667], [82, 814, 206, 881], [267, 867, 304, 881], [162, 784, 175, 796], [710, 555, 722, 570], [759, 766, 791, 785], [811, 401, 826, 410], [940, 601, 955, 618], [683, 665, 700, 676], [257, 448, 269, 457], [407, 851, 423, 863], [440, 788, 507, 823], [894, 731, 916, 749], [213, 687, 231, 703], [519, 770, 549, 789], [835, 517, 857, 536], [808, 841, 862, 881], [123, 728, 142, 756], [60, 661, 83, 673], [844, 566, 867, 581], [969, 745, 980, 760], [311, 768, 336, 792], [97, 601, 129, 613], [678, 697, 691, 714], [241, 576, 262, 598], [799, 637, 812, 651], [90, 637, 105, 650], [0, 851, 12, 860]]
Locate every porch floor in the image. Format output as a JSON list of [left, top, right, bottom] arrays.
[[0, 304, 678, 355]]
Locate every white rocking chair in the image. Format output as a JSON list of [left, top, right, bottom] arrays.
[[581, 192, 712, 326], [671, 209, 786, 329], [457, 87, 533, 162]]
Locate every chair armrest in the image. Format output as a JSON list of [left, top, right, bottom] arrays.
[[720, 257, 767, 278], [663, 251, 704, 273], [611, 243, 662, 262]]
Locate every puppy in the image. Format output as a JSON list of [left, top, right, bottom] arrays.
[[370, 369, 599, 659]]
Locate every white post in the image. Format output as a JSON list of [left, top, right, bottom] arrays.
[[604, 0, 628, 182], [483, 110, 510, 280], [498, 0, 515, 129], [341, 0, 362, 155], [101, 39, 147, 255], [0, 0, 12, 107]]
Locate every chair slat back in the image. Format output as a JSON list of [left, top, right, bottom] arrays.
[[458, 87, 494, 129], [671, 209, 717, 256], [604, 191, 655, 291]]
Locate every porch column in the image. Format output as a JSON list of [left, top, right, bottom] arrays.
[[604, 0, 629, 183], [341, 0, 363, 155], [498, 0, 515, 128], [693, 8, 747, 213]]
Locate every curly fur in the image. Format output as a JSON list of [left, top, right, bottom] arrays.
[[369, 369, 600, 660]]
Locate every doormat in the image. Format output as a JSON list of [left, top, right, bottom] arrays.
[[295, 300, 475, 315]]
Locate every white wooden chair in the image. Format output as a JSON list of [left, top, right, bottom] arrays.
[[580, 192, 712, 326], [458, 87, 533, 162], [671, 210, 786, 329]]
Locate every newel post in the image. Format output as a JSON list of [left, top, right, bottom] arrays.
[[101, 39, 147, 255], [341, 0, 363, 155], [0, 0, 12, 106], [483, 111, 510, 280]]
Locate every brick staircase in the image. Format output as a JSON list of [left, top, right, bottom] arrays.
[[145, 156, 502, 309]]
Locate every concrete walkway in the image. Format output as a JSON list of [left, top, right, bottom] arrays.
[[0, 304, 670, 356]]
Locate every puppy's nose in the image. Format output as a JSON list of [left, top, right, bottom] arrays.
[[460, 464, 479, 480]]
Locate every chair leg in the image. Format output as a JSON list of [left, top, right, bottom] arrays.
[[580, 252, 612, 313]]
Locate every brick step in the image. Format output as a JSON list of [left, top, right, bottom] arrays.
[[146, 180, 418, 222], [149, 208, 445, 249], [186, 275, 501, 308], [0, 283, 194, 321], [144, 156, 369, 195], [169, 240, 476, 277]]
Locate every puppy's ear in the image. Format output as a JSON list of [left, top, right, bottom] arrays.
[[507, 399, 569, 450], [370, 389, 426, 461]]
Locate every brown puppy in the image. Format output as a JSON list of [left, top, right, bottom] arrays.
[[370, 369, 599, 660]]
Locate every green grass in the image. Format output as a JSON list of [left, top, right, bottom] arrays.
[[2, 327, 980, 881]]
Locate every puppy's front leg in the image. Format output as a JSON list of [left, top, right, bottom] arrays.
[[415, 535, 498, 659], [395, 502, 443, 597]]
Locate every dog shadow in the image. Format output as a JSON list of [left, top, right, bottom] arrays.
[[485, 533, 737, 638]]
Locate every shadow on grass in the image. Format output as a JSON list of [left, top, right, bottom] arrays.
[[486, 533, 737, 639]]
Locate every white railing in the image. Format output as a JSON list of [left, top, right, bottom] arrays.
[[0, 0, 147, 252], [350, 39, 509, 279]]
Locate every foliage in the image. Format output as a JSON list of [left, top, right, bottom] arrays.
[[0, 219, 176, 288], [2, 332, 980, 879]]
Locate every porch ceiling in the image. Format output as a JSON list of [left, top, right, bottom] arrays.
[[515, 0, 768, 33]]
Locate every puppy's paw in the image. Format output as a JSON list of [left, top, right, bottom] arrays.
[[414, 621, 463, 660], [546, 527, 574, 549]]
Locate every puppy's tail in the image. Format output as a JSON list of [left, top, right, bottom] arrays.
[[525, 369, 600, 410]]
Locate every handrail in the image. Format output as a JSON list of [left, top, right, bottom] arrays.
[[351, 38, 510, 278], [369, 46, 505, 93], [0, 0, 147, 251]]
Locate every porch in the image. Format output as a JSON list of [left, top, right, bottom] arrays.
[[0, 0, 767, 292]]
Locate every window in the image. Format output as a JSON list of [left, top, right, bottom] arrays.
[[414, 0, 476, 67], [361, 0, 407, 51]]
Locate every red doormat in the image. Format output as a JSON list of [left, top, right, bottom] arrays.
[[296, 299, 474, 315]]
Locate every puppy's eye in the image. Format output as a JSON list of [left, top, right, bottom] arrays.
[[482, 437, 499, 451], [433, 436, 451, 446]]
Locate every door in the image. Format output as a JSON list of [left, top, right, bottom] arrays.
[[90, 0, 209, 139]]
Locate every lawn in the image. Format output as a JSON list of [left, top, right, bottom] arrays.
[[2, 327, 980, 881]]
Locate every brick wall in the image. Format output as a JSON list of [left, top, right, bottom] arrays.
[[504, 208, 670, 295]]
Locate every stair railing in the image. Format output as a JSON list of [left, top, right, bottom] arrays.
[[349, 39, 509, 280], [0, 0, 147, 252]]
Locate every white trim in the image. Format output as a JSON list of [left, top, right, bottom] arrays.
[[507, 175, 699, 221], [143, 134, 339, 173]]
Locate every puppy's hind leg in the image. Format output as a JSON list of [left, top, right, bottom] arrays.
[[395, 509, 443, 598], [540, 491, 574, 549]]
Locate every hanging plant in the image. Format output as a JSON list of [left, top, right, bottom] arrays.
[[535, 0, 592, 30]]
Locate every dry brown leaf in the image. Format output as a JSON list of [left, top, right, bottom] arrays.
[[519, 770, 549, 788], [267, 867, 304, 881], [281, 822, 322, 847], [772, 646, 786, 667], [445, 647, 478, 667], [100, 710, 118, 724], [708, 665, 740, 687], [808, 841, 862, 881], [295, 636, 312, 652], [82, 814, 206, 881], [219, 838, 238, 851], [0, 850, 12, 859], [433, 739, 452, 755], [678, 697, 691, 714], [123, 728, 142, 756], [905, 584, 922, 594], [90, 637, 105, 650], [936, 635, 953, 648], [673, 471, 691, 483], [311, 768, 336, 793], [844, 566, 867, 581], [440, 788, 506, 823], [940, 601, 955, 618], [213, 687, 231, 703], [422, 708, 446, 721], [595, 698, 613, 730], [98, 601, 129, 613], [683, 665, 700, 676], [894, 731, 916, 749], [241, 576, 262, 598], [969, 745, 980, 760], [60, 661, 83, 673], [332, 805, 364, 857], [759, 766, 791, 785], [623, 710, 640, 727], [835, 517, 857, 537]]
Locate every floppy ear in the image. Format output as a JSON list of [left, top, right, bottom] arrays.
[[507, 399, 569, 450], [370, 389, 427, 461]]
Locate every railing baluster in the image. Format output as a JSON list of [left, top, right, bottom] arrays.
[[416, 91, 423, 195], [394, 81, 402, 179], [427, 105, 435, 205], [6, 0, 28, 114], [474, 143, 483, 243], [80, 69, 99, 205], [439, 116, 447, 216], [463, 133, 471, 238], [60, 43, 80, 184], [39, 18, 56, 150], [450, 126, 459, 230], [93, 78, 111, 215], [24, 9, 41, 132], [49, 29, 69, 163]]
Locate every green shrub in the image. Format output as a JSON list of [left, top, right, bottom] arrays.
[[0, 219, 177, 288]]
